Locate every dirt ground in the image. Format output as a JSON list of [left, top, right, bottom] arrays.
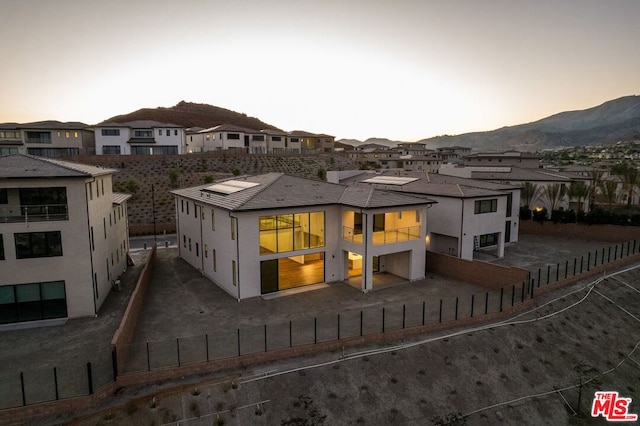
[[68, 263, 640, 426]]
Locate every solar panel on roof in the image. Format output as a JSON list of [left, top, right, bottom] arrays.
[[362, 176, 419, 185], [204, 180, 260, 195]]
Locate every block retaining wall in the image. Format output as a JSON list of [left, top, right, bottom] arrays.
[[426, 251, 529, 290], [520, 220, 640, 241]]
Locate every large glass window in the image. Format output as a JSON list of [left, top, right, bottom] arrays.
[[260, 253, 325, 294], [259, 212, 325, 255], [19, 187, 67, 218], [25, 131, 51, 144], [14, 231, 63, 259], [479, 233, 499, 247], [0, 189, 8, 204], [102, 145, 121, 155], [101, 129, 120, 136], [474, 199, 498, 214], [0, 281, 67, 324]]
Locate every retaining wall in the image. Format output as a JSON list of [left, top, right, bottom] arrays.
[[426, 251, 529, 290], [520, 220, 640, 242]]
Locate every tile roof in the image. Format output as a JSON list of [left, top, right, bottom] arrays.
[[470, 167, 589, 182], [0, 154, 114, 179], [172, 173, 434, 211], [97, 120, 182, 128]]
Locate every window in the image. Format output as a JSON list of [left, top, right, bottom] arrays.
[[259, 212, 325, 255], [479, 233, 499, 247], [90, 227, 95, 251], [0, 189, 7, 204], [101, 129, 120, 136], [0, 281, 67, 324], [204, 244, 208, 258], [181, 199, 184, 213], [19, 188, 67, 218], [0, 234, 4, 260], [158, 129, 163, 136], [213, 249, 217, 271], [474, 199, 498, 214], [227, 133, 240, 140], [194, 204, 198, 218], [102, 145, 121, 155], [506, 193, 513, 217], [231, 217, 237, 240], [183, 235, 186, 248], [272, 136, 282, 142], [186, 202, 189, 215], [14, 231, 63, 259], [104, 217, 107, 239], [196, 243, 199, 257], [133, 130, 153, 138], [189, 238, 192, 251], [174, 129, 178, 136], [211, 210, 215, 230], [74, 131, 78, 138], [252, 135, 265, 141], [65, 131, 70, 138], [26, 131, 51, 144]]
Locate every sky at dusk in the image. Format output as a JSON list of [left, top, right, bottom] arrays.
[[1, 0, 638, 141]]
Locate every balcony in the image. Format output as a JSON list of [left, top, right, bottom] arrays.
[[1, 204, 69, 223], [343, 226, 421, 245]]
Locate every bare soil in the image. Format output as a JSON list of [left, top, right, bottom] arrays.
[[69, 264, 640, 426]]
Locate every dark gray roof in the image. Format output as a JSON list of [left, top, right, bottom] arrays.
[[0, 154, 114, 179], [172, 173, 434, 212], [97, 120, 182, 128], [470, 167, 589, 182], [112, 192, 132, 205], [0, 121, 89, 130]]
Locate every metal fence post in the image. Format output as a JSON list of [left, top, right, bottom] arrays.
[[499, 288, 504, 312], [587, 252, 591, 271], [289, 321, 292, 347], [177, 338, 181, 367], [237, 328, 241, 355], [537, 268, 541, 287], [556, 263, 559, 282], [580, 256, 583, 273], [264, 325, 268, 351], [146, 342, 151, 371], [614, 244, 618, 260], [565, 260, 568, 279], [382, 307, 386, 332], [454, 297, 458, 321], [471, 294, 475, 317], [530, 279, 535, 298], [314, 318, 317, 344], [111, 349, 118, 381], [86, 362, 93, 395], [206, 334, 209, 361], [402, 304, 406, 329], [546, 265, 550, 284], [521, 282, 525, 303], [422, 301, 426, 325], [608, 246, 611, 263], [511, 284, 515, 306], [54, 367, 59, 400], [360, 311, 363, 336], [20, 372, 26, 406], [337, 314, 341, 340], [484, 292, 489, 314], [573, 258, 577, 275], [439, 299, 443, 323]]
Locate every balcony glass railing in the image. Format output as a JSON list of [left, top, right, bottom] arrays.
[[373, 226, 421, 245], [1, 204, 69, 223], [343, 226, 421, 245]]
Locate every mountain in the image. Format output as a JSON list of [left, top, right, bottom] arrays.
[[336, 95, 640, 151], [418, 95, 640, 151], [99, 101, 282, 131]]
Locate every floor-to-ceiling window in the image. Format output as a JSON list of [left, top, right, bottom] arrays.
[[0, 281, 67, 324], [260, 253, 325, 294]]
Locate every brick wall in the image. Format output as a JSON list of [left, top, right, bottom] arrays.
[[520, 220, 640, 242], [111, 244, 157, 374], [426, 251, 529, 290]]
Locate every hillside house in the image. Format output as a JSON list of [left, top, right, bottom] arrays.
[[0, 121, 95, 158], [94, 120, 185, 155], [172, 173, 433, 299], [0, 155, 131, 327]]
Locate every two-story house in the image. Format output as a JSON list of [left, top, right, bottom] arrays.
[[172, 173, 433, 299], [0, 121, 95, 158], [94, 120, 185, 155], [0, 155, 131, 327]]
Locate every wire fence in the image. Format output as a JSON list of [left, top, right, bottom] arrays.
[[1, 239, 637, 410]]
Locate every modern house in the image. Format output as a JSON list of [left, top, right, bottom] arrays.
[[0, 155, 131, 327], [330, 170, 521, 260], [0, 121, 95, 158], [94, 120, 185, 155], [460, 151, 541, 168], [172, 173, 434, 299]]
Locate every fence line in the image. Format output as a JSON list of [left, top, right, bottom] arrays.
[[1, 239, 638, 411]]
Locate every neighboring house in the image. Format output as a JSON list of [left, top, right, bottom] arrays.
[[288, 131, 335, 153], [0, 155, 131, 327], [172, 173, 433, 299], [0, 121, 95, 158], [94, 120, 185, 155], [185, 125, 305, 154], [331, 170, 520, 260], [461, 151, 541, 168], [439, 163, 588, 212]]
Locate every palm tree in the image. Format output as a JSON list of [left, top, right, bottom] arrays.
[[599, 179, 619, 212], [520, 182, 540, 208], [587, 168, 604, 211], [568, 181, 588, 213], [542, 183, 566, 212], [612, 162, 639, 208]]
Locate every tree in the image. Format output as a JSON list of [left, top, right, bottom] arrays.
[[542, 183, 566, 213], [203, 174, 215, 184], [169, 166, 181, 187], [123, 179, 139, 195], [612, 162, 639, 207], [568, 181, 588, 213], [587, 168, 604, 211], [599, 179, 619, 212], [520, 182, 540, 208]]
